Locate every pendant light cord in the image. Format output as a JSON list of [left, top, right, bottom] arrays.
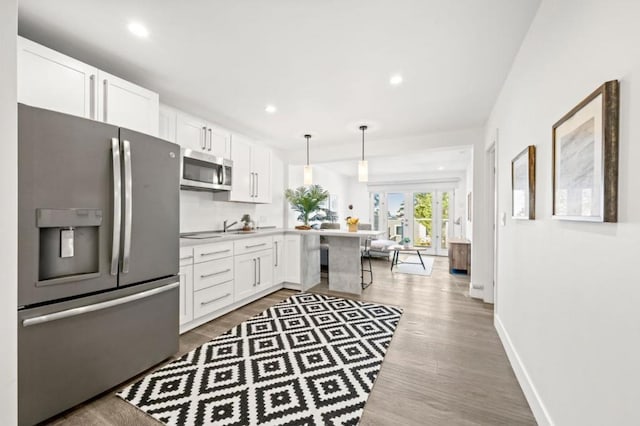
[[359, 125, 368, 161], [305, 134, 311, 166]]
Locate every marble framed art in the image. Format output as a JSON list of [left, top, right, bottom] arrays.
[[552, 80, 619, 222], [512, 145, 536, 220]]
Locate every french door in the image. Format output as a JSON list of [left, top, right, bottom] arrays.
[[373, 190, 452, 256]]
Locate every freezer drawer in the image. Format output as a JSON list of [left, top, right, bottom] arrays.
[[18, 278, 179, 426]]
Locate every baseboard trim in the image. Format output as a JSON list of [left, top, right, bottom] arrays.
[[495, 314, 553, 426], [469, 282, 483, 299], [282, 282, 302, 291]]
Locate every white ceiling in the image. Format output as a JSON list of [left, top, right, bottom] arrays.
[[321, 146, 471, 179], [18, 0, 540, 150]]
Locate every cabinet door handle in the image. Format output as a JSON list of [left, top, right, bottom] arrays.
[[255, 173, 259, 198], [258, 257, 261, 284], [200, 249, 230, 256], [245, 243, 266, 249], [250, 172, 255, 197], [253, 258, 257, 286], [179, 255, 193, 261], [208, 128, 213, 151], [200, 269, 231, 279], [103, 79, 108, 122], [201, 293, 230, 306], [201, 126, 207, 150], [89, 74, 96, 119], [274, 241, 278, 267]]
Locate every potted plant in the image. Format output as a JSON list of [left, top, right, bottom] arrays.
[[240, 214, 253, 231], [285, 185, 329, 229]]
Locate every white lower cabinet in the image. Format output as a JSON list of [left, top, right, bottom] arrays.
[[273, 235, 284, 285], [193, 281, 234, 319], [180, 234, 296, 334], [178, 265, 194, 325], [234, 248, 273, 302], [178, 247, 195, 325]]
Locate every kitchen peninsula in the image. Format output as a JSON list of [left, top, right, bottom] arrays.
[[300, 228, 385, 295]]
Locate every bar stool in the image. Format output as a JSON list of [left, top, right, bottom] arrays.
[[358, 223, 373, 289]]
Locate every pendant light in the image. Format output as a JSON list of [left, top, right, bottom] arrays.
[[303, 134, 313, 185], [358, 125, 369, 182]]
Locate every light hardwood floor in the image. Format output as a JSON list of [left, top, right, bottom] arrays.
[[49, 256, 536, 425]]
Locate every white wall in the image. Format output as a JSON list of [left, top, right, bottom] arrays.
[[181, 152, 286, 232], [0, 0, 18, 423], [487, 1, 640, 424], [347, 179, 370, 225]]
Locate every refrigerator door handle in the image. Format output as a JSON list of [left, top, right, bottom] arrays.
[[110, 138, 121, 276], [22, 282, 179, 327], [122, 139, 133, 274]]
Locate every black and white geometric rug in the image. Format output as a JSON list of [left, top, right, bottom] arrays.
[[117, 292, 403, 425]]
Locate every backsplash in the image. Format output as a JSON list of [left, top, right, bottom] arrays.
[[180, 191, 284, 233], [180, 191, 257, 233]]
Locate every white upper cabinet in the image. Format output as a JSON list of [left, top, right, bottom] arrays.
[[252, 143, 271, 203], [176, 111, 231, 159], [229, 134, 254, 202], [18, 36, 97, 119], [159, 104, 177, 143], [97, 70, 159, 136], [176, 112, 208, 152], [226, 133, 272, 203], [209, 125, 232, 159], [17, 37, 159, 136]]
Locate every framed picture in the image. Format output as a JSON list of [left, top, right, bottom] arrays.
[[552, 80, 619, 222], [467, 192, 472, 222], [511, 145, 536, 220]]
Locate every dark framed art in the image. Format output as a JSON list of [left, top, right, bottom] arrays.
[[552, 80, 619, 222], [512, 145, 536, 220]]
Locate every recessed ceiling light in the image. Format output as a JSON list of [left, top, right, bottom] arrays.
[[265, 104, 277, 114], [128, 22, 149, 38], [390, 74, 403, 86]]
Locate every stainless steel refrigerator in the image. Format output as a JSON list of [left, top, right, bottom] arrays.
[[17, 104, 180, 425]]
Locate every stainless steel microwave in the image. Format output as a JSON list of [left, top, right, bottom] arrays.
[[180, 149, 232, 191]]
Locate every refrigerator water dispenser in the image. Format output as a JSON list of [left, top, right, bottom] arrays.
[[37, 208, 102, 285]]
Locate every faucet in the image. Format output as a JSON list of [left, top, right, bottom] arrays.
[[223, 220, 237, 233]]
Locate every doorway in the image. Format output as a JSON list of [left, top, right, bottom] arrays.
[[374, 190, 453, 256]]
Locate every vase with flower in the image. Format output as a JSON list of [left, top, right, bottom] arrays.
[[346, 216, 359, 232]]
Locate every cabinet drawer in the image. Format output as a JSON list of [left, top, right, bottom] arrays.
[[194, 241, 233, 263], [193, 281, 233, 318], [193, 257, 233, 291], [179, 247, 194, 267], [234, 236, 272, 256]]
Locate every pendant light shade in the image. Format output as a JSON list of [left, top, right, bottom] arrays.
[[358, 125, 369, 182], [304, 134, 313, 185]]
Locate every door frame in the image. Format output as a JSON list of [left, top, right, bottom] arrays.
[[487, 134, 498, 305]]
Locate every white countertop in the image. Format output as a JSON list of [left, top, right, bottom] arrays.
[[179, 228, 384, 247]]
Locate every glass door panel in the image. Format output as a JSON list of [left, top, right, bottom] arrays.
[[386, 192, 406, 242], [439, 192, 451, 255], [413, 192, 433, 251]]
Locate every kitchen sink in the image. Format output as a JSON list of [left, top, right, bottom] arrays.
[[181, 233, 223, 239]]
